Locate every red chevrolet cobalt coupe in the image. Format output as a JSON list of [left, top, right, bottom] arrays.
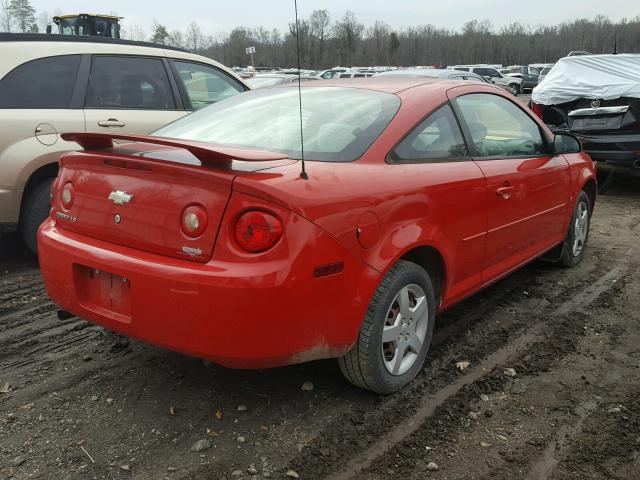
[[39, 78, 596, 393]]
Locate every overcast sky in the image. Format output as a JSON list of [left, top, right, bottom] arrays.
[[32, 0, 637, 36]]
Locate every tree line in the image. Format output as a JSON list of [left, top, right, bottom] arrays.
[[146, 11, 640, 68], [1, 1, 639, 68]]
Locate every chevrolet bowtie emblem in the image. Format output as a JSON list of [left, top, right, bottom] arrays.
[[108, 190, 133, 205]]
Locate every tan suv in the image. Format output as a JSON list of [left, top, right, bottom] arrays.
[[0, 34, 249, 253]]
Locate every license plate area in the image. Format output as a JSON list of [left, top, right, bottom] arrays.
[[74, 265, 132, 323]]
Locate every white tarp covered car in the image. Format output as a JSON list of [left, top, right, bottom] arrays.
[[530, 54, 640, 179], [532, 54, 640, 105]]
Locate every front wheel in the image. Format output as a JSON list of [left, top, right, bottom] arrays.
[[338, 260, 436, 394], [509, 83, 520, 95], [558, 191, 591, 267]]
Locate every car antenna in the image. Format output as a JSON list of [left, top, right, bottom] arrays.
[[294, 0, 308, 179]]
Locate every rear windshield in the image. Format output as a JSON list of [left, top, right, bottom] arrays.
[[154, 86, 401, 162]]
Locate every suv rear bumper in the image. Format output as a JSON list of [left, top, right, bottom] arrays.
[[0, 186, 23, 224], [577, 132, 640, 170], [38, 219, 378, 369]]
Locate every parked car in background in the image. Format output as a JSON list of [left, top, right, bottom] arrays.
[[315, 67, 352, 79], [0, 33, 248, 253], [39, 77, 595, 394], [451, 65, 522, 94], [374, 67, 519, 94], [538, 64, 554, 83], [503, 65, 542, 92], [531, 54, 640, 183], [246, 73, 318, 89], [336, 71, 374, 78]]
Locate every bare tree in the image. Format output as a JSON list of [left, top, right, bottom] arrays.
[[123, 23, 146, 42], [186, 22, 206, 51], [167, 30, 185, 49], [0, 0, 13, 32], [333, 11, 364, 66], [309, 9, 331, 67]]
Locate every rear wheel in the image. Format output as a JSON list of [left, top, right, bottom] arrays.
[[338, 260, 436, 394], [20, 177, 54, 255], [558, 191, 591, 267]]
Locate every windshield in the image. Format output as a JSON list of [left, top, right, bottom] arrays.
[[541, 67, 552, 75], [246, 76, 288, 88], [154, 86, 401, 162]]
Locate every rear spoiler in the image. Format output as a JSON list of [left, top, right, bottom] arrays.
[[60, 132, 289, 164]]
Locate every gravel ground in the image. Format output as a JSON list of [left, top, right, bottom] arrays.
[[1, 176, 639, 480]]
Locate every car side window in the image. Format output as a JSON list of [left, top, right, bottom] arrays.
[[172, 61, 245, 110], [86, 56, 175, 109], [390, 104, 467, 163], [455, 93, 546, 158], [0, 55, 81, 109]]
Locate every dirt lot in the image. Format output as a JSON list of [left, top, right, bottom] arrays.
[[1, 176, 639, 480]]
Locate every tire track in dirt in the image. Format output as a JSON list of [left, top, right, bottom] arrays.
[[322, 255, 631, 480], [525, 400, 599, 480]]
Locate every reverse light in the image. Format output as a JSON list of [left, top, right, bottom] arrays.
[[181, 204, 207, 238], [61, 182, 74, 210], [234, 210, 283, 253]]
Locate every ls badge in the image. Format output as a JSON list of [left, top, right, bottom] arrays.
[[108, 190, 133, 205]]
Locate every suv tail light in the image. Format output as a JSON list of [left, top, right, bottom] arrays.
[[234, 210, 283, 253], [61, 182, 74, 210], [181, 204, 207, 238], [531, 101, 543, 119]]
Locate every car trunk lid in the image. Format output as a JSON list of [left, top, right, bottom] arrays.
[[54, 133, 290, 262]]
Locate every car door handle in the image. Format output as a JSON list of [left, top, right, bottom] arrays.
[[98, 118, 125, 127], [496, 186, 515, 199]]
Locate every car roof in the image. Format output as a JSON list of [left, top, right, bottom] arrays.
[[282, 77, 467, 94], [0, 33, 247, 88], [375, 68, 482, 79], [0, 32, 186, 52]]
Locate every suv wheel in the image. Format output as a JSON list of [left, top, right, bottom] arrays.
[[338, 260, 436, 394], [20, 177, 54, 255]]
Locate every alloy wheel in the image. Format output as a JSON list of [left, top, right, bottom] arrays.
[[381, 284, 429, 376], [572, 200, 589, 256]]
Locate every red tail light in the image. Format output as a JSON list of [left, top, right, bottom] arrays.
[[181, 204, 207, 238], [234, 210, 283, 253], [531, 101, 543, 119], [61, 182, 74, 210]]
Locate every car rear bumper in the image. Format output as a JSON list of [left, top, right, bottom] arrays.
[[38, 219, 379, 369], [0, 185, 23, 224], [577, 132, 640, 169]]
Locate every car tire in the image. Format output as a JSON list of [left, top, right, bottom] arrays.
[[509, 83, 520, 95], [338, 260, 436, 394], [558, 191, 591, 267], [20, 177, 54, 255]]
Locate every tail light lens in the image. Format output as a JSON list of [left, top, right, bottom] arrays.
[[61, 182, 74, 210], [234, 210, 283, 253], [531, 101, 543, 119], [181, 204, 207, 238]]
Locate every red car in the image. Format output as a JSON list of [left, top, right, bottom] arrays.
[[39, 78, 596, 393]]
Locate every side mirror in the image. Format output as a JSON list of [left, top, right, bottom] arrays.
[[553, 133, 582, 154], [46, 24, 52, 34]]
